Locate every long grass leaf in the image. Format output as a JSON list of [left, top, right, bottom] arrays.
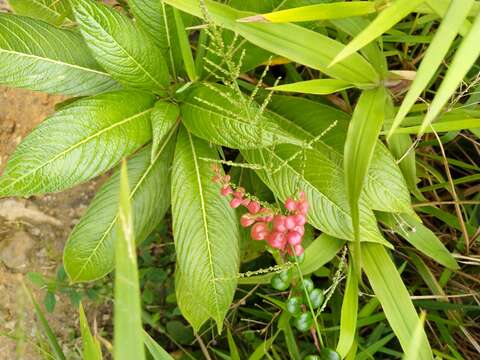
[[143, 330, 174, 360], [114, 161, 146, 360], [403, 311, 427, 360], [387, 0, 475, 138], [173, 8, 197, 81], [79, 303, 103, 360], [268, 79, 354, 95]]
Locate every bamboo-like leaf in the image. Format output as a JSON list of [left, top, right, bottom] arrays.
[[0, 14, 119, 96], [403, 311, 427, 360], [387, 0, 475, 138], [8, 0, 72, 26], [377, 212, 459, 270], [64, 140, 174, 282], [392, 118, 480, 134], [79, 303, 103, 360], [336, 261, 359, 358], [268, 79, 354, 95], [173, 8, 197, 81], [114, 161, 146, 360], [278, 312, 301, 360], [172, 128, 240, 332], [330, 0, 426, 66], [72, 0, 170, 94], [363, 243, 432, 359], [143, 330, 174, 360], [180, 83, 306, 149], [238, 2, 376, 23], [0, 91, 155, 197], [163, 0, 379, 86], [151, 101, 179, 162], [344, 88, 387, 271], [418, 12, 480, 136]]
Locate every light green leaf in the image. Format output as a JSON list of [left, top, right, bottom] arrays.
[[173, 7, 197, 81], [8, 0, 72, 26], [163, 0, 379, 86], [268, 79, 354, 95], [239, 2, 376, 23], [227, 329, 241, 360], [392, 118, 480, 134], [388, 0, 475, 138], [79, 303, 103, 360], [180, 83, 306, 149], [172, 128, 240, 332], [151, 101, 179, 162], [403, 311, 427, 360], [64, 140, 175, 282], [336, 261, 358, 358], [0, 14, 119, 96], [144, 330, 174, 360], [238, 234, 344, 285], [363, 243, 433, 359], [267, 95, 412, 214], [418, 12, 480, 136], [0, 91, 155, 197], [344, 88, 386, 273], [377, 212, 459, 270], [114, 161, 146, 360], [330, 0, 426, 66], [278, 312, 300, 360], [129, 0, 183, 75], [73, 0, 170, 94]]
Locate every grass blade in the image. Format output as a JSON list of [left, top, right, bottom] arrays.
[[114, 160, 146, 360], [336, 261, 359, 358], [227, 329, 241, 360], [344, 87, 386, 276], [79, 303, 103, 360], [418, 13, 480, 136], [330, 0, 426, 66], [268, 79, 354, 95], [363, 243, 432, 359], [143, 330, 174, 360], [238, 2, 376, 23], [387, 0, 475, 138], [173, 8, 197, 81], [403, 311, 427, 360]]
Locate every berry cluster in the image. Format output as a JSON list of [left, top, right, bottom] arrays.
[[212, 165, 308, 256]]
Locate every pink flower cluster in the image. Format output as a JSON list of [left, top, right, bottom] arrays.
[[212, 165, 308, 256]]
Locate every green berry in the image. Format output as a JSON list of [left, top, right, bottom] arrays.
[[319, 348, 341, 360], [271, 274, 289, 291], [286, 296, 302, 317], [293, 312, 313, 332], [288, 252, 305, 264], [304, 356, 320, 360], [300, 278, 314, 293], [279, 269, 292, 283], [309, 288, 324, 309]]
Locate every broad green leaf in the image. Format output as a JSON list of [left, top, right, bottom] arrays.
[[173, 8, 197, 81], [129, 0, 183, 75], [238, 234, 344, 285], [363, 243, 432, 359], [73, 0, 170, 94], [23, 283, 66, 360], [172, 128, 240, 332], [377, 212, 459, 270], [239, 2, 376, 23], [418, 11, 480, 136], [79, 303, 103, 360], [151, 101, 179, 162], [8, 0, 72, 26], [336, 261, 358, 358], [330, 0, 426, 66], [180, 83, 306, 149], [344, 88, 386, 272], [0, 14, 119, 96], [144, 330, 174, 360], [403, 312, 427, 360], [268, 79, 354, 95], [267, 95, 412, 214], [0, 91, 154, 197], [388, 0, 475, 138], [64, 140, 175, 282], [114, 161, 146, 360], [163, 0, 379, 86]]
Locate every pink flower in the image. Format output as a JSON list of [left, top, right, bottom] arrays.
[[251, 222, 270, 241]]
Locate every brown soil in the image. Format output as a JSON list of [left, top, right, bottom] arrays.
[[0, 87, 105, 359]]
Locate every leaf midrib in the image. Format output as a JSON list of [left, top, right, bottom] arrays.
[[2, 108, 152, 195], [71, 121, 178, 282]]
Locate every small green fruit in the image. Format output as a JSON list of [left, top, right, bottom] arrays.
[[309, 288, 324, 309], [319, 348, 341, 360], [293, 312, 313, 332], [286, 296, 302, 317], [271, 274, 289, 291], [288, 252, 305, 264], [279, 269, 292, 283], [304, 356, 320, 360], [300, 278, 314, 293]]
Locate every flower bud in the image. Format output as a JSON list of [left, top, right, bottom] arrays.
[[251, 222, 269, 240], [247, 201, 261, 214], [230, 198, 243, 208], [285, 198, 297, 212], [286, 231, 302, 245], [240, 214, 255, 227]]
